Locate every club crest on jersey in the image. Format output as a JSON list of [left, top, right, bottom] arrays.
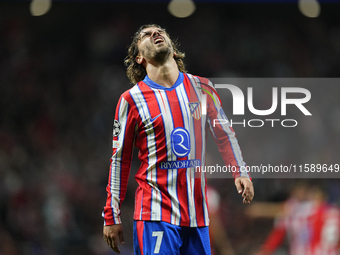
[[188, 101, 202, 120], [113, 120, 121, 137]]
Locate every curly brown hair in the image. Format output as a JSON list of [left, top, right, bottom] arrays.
[[124, 24, 187, 84]]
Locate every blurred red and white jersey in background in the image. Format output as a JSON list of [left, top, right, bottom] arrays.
[[311, 204, 340, 255], [261, 199, 340, 255]]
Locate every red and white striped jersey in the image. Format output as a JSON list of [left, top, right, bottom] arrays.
[[261, 199, 315, 255], [311, 204, 340, 255], [103, 72, 249, 227], [261, 199, 340, 255]]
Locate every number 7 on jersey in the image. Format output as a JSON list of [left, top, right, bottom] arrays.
[[152, 231, 164, 254]]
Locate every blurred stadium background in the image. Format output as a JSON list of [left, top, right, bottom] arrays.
[[1, 0, 340, 254]]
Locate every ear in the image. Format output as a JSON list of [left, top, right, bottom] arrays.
[[174, 52, 178, 58], [136, 54, 143, 65]]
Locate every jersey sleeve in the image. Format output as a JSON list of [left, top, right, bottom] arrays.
[[202, 78, 250, 179], [102, 93, 137, 225], [260, 222, 286, 253]]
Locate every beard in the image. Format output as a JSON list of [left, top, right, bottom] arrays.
[[153, 46, 171, 62], [143, 41, 172, 63]]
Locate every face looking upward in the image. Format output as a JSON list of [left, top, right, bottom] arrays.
[[136, 27, 174, 65]]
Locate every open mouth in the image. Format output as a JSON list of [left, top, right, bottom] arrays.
[[153, 36, 164, 44]]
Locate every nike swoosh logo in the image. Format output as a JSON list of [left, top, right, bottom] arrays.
[[150, 113, 162, 122]]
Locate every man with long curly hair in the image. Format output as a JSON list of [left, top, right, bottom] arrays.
[[102, 24, 254, 255]]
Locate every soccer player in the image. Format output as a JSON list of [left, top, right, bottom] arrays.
[[102, 24, 254, 255]]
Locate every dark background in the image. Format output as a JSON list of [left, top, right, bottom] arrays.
[[1, 1, 340, 254]]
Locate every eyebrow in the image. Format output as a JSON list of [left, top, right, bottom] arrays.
[[139, 29, 165, 37]]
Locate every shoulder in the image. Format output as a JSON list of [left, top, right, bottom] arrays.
[[184, 73, 215, 89], [119, 83, 141, 104]]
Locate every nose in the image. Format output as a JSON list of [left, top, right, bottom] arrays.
[[151, 29, 161, 38]]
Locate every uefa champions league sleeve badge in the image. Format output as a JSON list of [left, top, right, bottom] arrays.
[[113, 120, 121, 137]]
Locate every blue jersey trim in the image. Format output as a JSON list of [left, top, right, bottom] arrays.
[[143, 72, 184, 91]]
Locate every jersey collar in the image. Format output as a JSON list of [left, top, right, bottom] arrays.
[[142, 72, 184, 91]]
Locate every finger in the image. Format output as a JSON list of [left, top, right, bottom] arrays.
[[242, 180, 253, 197], [112, 246, 121, 254], [243, 197, 251, 204], [108, 237, 114, 249], [247, 183, 254, 199], [104, 237, 110, 246], [242, 182, 252, 198], [235, 179, 243, 194], [244, 188, 253, 199], [243, 192, 254, 203], [242, 191, 252, 203], [242, 184, 249, 197], [113, 235, 121, 254], [119, 230, 125, 245], [107, 236, 120, 254], [103, 235, 111, 247]]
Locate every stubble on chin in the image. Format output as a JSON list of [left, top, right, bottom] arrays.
[[142, 41, 173, 63], [153, 42, 173, 62], [153, 48, 171, 62]]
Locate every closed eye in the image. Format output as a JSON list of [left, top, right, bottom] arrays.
[[140, 29, 165, 40], [141, 31, 152, 39]]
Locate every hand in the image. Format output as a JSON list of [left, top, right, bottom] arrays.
[[235, 177, 254, 204], [103, 224, 125, 254]]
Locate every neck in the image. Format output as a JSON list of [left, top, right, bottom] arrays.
[[145, 58, 179, 88]]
